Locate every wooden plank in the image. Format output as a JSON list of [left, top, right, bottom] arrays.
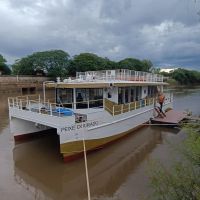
[[152, 110, 187, 124]]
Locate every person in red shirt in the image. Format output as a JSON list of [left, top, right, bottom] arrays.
[[158, 92, 165, 112]]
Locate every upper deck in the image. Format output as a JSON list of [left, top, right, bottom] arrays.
[[76, 69, 163, 82], [46, 69, 166, 89]]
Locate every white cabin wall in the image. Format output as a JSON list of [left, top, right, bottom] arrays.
[[111, 86, 118, 103], [103, 86, 118, 103]]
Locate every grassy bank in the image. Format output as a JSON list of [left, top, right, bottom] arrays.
[[149, 122, 200, 200]]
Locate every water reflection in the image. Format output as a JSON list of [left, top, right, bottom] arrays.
[[13, 126, 179, 200]]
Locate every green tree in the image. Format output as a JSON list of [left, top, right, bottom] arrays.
[[0, 54, 6, 63], [104, 57, 118, 69], [171, 68, 200, 85], [117, 58, 146, 71], [142, 59, 153, 72], [12, 50, 70, 77], [0, 54, 11, 75], [68, 53, 108, 76]]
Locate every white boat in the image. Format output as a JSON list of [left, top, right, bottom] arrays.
[[8, 69, 173, 162]]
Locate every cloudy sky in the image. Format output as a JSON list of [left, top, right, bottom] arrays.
[[0, 0, 200, 69]]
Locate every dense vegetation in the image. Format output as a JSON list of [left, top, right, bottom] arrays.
[[160, 68, 200, 85], [12, 50, 70, 77], [0, 54, 11, 75], [10, 50, 153, 77], [2, 50, 200, 84], [149, 122, 200, 200]]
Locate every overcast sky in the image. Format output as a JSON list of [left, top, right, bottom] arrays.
[[0, 0, 200, 69]]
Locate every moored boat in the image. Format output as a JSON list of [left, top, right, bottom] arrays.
[[8, 69, 173, 161]]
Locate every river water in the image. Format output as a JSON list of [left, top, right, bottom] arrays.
[[0, 87, 200, 200]]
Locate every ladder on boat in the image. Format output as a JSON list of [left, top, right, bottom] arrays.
[[154, 106, 166, 118]]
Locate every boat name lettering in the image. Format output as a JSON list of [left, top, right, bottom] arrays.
[[61, 121, 98, 132]]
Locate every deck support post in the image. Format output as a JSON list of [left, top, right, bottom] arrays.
[[50, 104, 52, 116], [73, 88, 76, 110]]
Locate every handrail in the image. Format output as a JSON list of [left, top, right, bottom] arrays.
[[8, 94, 104, 117], [76, 69, 164, 83], [107, 98, 154, 112], [8, 93, 173, 117], [104, 95, 173, 116]]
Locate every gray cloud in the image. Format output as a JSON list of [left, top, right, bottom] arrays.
[[0, 0, 200, 69]]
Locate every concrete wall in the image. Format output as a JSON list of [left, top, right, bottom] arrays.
[[0, 76, 51, 83], [0, 76, 53, 93]]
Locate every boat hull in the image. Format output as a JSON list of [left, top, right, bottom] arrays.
[[60, 103, 173, 162], [61, 124, 145, 162]]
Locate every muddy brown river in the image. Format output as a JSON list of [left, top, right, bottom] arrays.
[[0, 87, 200, 200]]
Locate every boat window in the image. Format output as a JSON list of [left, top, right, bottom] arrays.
[[108, 92, 112, 98], [118, 88, 123, 104], [148, 86, 157, 97], [89, 88, 103, 108], [136, 86, 141, 101], [130, 87, 135, 102], [56, 88, 73, 108], [125, 88, 129, 103], [75, 88, 103, 109], [76, 89, 88, 109]]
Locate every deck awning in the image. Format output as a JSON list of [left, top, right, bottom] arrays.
[[46, 82, 111, 89]]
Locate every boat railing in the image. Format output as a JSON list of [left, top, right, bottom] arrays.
[[8, 96, 70, 117], [8, 94, 40, 109], [8, 93, 173, 118], [76, 69, 163, 83], [104, 98, 154, 116], [8, 95, 104, 118], [104, 93, 173, 116]]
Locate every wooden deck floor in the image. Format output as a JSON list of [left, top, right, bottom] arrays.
[[151, 110, 188, 125]]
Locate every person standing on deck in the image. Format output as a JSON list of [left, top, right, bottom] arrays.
[[158, 92, 165, 112]]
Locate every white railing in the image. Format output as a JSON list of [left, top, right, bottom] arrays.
[[104, 93, 173, 116], [8, 95, 103, 118], [8, 93, 173, 118], [8, 95, 67, 117], [104, 97, 155, 116], [76, 69, 163, 83]]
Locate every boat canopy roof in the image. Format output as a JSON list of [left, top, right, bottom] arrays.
[[46, 81, 167, 89]]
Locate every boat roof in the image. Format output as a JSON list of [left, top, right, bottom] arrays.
[[47, 81, 167, 89], [46, 69, 167, 88]]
